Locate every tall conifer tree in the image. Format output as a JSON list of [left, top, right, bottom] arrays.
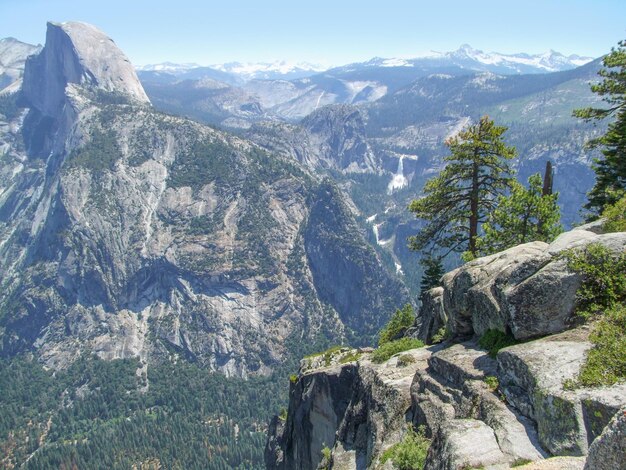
[[574, 39, 626, 213], [409, 116, 516, 259]]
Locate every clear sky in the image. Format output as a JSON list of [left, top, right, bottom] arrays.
[[1, 0, 625, 67]]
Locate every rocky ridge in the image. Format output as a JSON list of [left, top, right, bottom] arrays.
[[0, 22, 409, 376], [0, 37, 41, 94], [266, 225, 626, 469], [247, 105, 380, 174]]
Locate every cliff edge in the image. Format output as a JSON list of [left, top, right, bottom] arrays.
[[266, 225, 626, 469]]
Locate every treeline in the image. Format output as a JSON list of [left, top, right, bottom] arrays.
[[0, 356, 287, 469]]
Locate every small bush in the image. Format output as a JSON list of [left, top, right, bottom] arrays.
[[289, 374, 298, 384], [304, 346, 346, 367], [380, 425, 430, 470], [379, 304, 416, 346], [483, 376, 499, 392], [563, 243, 626, 318], [431, 326, 447, 344], [577, 305, 626, 387], [478, 330, 519, 358], [278, 408, 288, 421], [338, 351, 362, 364], [371, 338, 424, 364], [319, 445, 332, 470], [0, 92, 21, 121], [397, 354, 416, 367], [562, 244, 626, 388], [602, 194, 626, 233], [511, 458, 532, 467]]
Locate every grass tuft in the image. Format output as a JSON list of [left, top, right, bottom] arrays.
[[371, 338, 424, 364]]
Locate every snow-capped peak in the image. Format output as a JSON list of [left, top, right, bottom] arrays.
[[210, 60, 328, 80], [346, 45, 593, 75], [446, 44, 594, 72], [136, 62, 202, 73]]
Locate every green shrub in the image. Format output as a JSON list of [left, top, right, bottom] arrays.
[[338, 351, 362, 364], [577, 305, 626, 387], [602, 194, 626, 233], [0, 92, 20, 121], [431, 326, 447, 344], [67, 128, 121, 171], [562, 244, 626, 388], [380, 426, 430, 470], [379, 304, 416, 346], [289, 374, 298, 384], [483, 376, 499, 392], [563, 243, 626, 318], [478, 330, 519, 358], [511, 458, 532, 467], [304, 346, 346, 367], [371, 338, 424, 364], [319, 445, 332, 470], [278, 408, 288, 421]]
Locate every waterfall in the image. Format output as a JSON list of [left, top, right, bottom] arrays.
[[387, 155, 408, 194]]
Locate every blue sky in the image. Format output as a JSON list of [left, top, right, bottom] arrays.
[[1, 0, 625, 66]]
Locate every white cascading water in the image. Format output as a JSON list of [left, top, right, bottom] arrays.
[[387, 155, 408, 194]]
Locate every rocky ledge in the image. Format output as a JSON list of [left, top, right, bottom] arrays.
[[266, 225, 626, 469]]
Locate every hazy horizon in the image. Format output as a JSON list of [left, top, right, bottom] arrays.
[[1, 0, 624, 67]]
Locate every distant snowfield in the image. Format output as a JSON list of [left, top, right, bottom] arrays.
[[135, 44, 594, 81]]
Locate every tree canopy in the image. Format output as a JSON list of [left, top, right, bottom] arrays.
[[574, 39, 626, 214], [477, 172, 563, 255], [408, 115, 516, 259]]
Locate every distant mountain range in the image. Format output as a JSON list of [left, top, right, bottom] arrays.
[[344, 44, 592, 74], [135, 44, 594, 83]]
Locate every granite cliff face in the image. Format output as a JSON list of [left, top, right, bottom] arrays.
[[0, 22, 409, 376], [22, 21, 148, 119], [266, 226, 626, 469], [0, 38, 41, 93]]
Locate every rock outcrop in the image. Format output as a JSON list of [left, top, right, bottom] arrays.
[[0, 38, 41, 94], [0, 22, 410, 376], [267, 226, 626, 469], [22, 21, 149, 119], [584, 406, 626, 470], [300, 105, 379, 172], [246, 105, 380, 174], [415, 229, 626, 343], [266, 346, 435, 470]]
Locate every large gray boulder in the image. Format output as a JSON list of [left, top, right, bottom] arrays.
[[425, 419, 507, 470], [412, 341, 546, 468], [265, 361, 358, 470], [498, 329, 626, 456], [413, 286, 446, 343], [415, 229, 626, 342], [584, 406, 626, 470]]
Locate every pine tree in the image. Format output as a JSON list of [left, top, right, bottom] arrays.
[[408, 115, 516, 259], [574, 39, 626, 214], [378, 304, 415, 346], [477, 172, 563, 255], [419, 257, 444, 298]]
